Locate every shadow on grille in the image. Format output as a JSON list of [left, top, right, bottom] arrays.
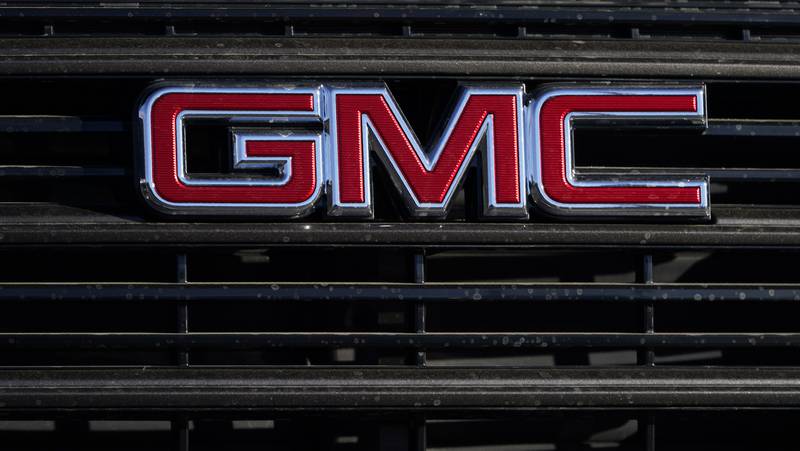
[[2, 411, 800, 451], [0, 247, 798, 367]]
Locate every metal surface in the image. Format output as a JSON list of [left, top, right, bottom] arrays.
[[2, 38, 800, 78], [1, 367, 800, 412], [0, 283, 797, 302], [2, 216, 800, 247], [529, 85, 710, 217], [0, 2, 799, 449]]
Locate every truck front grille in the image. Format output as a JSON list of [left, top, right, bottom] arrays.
[[2, 1, 800, 450]]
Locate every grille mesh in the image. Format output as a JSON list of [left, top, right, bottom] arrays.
[[1, 76, 800, 449], [1, 2, 800, 448]]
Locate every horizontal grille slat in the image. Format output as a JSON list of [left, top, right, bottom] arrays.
[[3, 38, 800, 80], [2, 219, 800, 246], [0, 283, 794, 303], [1, 332, 797, 350], [2, 367, 800, 410], [0, 116, 127, 133]]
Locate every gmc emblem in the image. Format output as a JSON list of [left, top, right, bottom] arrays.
[[139, 83, 709, 219]]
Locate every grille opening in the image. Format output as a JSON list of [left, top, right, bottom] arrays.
[[0, 250, 177, 282], [636, 25, 740, 41], [0, 350, 176, 366], [0, 418, 402, 451], [1, 412, 799, 450], [409, 23, 519, 38], [2, 284, 797, 368], [0, 179, 135, 210], [655, 348, 800, 366], [574, 131, 800, 170], [0, 79, 146, 116], [427, 301, 643, 333], [706, 83, 800, 120], [711, 181, 800, 205], [53, 21, 167, 37], [657, 302, 800, 333], [427, 412, 800, 451], [0, 415, 645, 451], [427, 348, 639, 367], [0, 17, 756, 43], [0, 299, 178, 365], [187, 248, 415, 283], [172, 21, 284, 37], [524, 23, 629, 39], [751, 26, 800, 42], [0, 247, 797, 367], [191, 301, 412, 333], [0, 22, 48, 37], [427, 416, 640, 451], [657, 411, 800, 451], [0, 301, 177, 333], [190, 348, 413, 366], [425, 250, 637, 283], [0, 247, 661, 285], [0, 420, 174, 451], [385, 80, 459, 142], [189, 418, 411, 451], [292, 21, 404, 37], [653, 250, 800, 283]]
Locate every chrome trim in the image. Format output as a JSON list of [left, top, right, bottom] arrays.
[[138, 84, 324, 216], [327, 83, 527, 218], [527, 84, 710, 218]]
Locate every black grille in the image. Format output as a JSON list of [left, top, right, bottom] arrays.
[[3, 1, 800, 450]]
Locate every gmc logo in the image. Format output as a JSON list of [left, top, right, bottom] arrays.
[[139, 83, 709, 219]]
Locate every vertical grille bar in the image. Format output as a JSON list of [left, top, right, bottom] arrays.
[[413, 415, 426, 451], [639, 254, 656, 451], [175, 253, 190, 451], [414, 251, 426, 367], [413, 251, 426, 451], [176, 253, 189, 367], [637, 254, 656, 366], [646, 415, 656, 451], [176, 421, 190, 451]]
